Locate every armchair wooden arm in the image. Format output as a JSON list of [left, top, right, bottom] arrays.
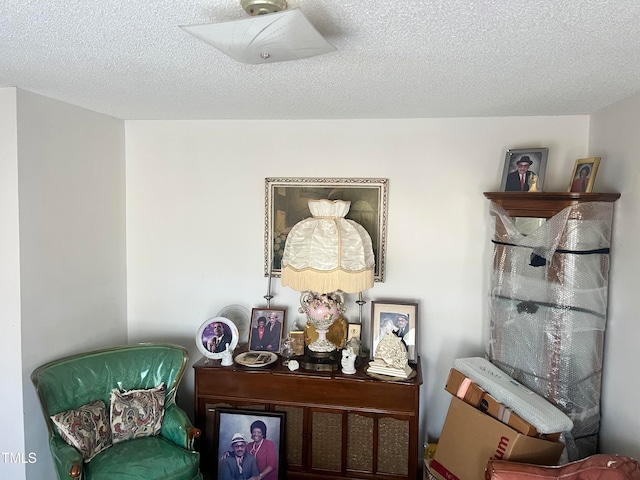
[[188, 427, 202, 442], [69, 464, 81, 478]]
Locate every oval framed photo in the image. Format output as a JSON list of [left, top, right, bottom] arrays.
[[196, 317, 239, 359]]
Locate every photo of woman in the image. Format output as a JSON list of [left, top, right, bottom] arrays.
[[247, 420, 277, 480]]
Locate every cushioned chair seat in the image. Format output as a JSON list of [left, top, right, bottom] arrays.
[[86, 436, 201, 480]]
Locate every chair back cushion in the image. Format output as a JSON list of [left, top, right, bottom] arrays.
[[31, 343, 188, 435]]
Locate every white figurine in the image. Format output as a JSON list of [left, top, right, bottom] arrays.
[[288, 359, 300, 371], [221, 343, 234, 366], [341, 347, 357, 375]]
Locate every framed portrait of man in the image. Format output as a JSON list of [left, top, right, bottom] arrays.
[[501, 148, 549, 192]]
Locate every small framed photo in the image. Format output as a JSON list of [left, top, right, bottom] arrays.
[[568, 157, 600, 192], [371, 301, 418, 363], [196, 317, 239, 360], [289, 331, 305, 356], [501, 148, 549, 192], [347, 323, 361, 342], [214, 408, 285, 480], [347, 323, 362, 355], [249, 308, 286, 352]]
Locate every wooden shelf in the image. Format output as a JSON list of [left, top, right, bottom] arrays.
[[483, 192, 620, 218]]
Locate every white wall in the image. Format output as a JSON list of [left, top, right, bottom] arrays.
[[0, 89, 26, 480], [14, 89, 128, 480], [589, 92, 640, 458], [125, 116, 589, 440]]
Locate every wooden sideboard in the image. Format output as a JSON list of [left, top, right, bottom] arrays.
[[193, 356, 422, 480]]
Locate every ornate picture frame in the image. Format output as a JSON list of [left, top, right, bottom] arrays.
[[214, 408, 285, 480], [196, 317, 239, 360], [568, 157, 600, 192], [265, 177, 389, 282], [501, 148, 549, 192], [248, 308, 286, 353], [371, 301, 418, 364]]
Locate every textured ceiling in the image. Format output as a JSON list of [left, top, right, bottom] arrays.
[[2, 0, 640, 120]]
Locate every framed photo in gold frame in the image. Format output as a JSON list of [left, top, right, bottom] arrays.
[[568, 157, 600, 193]]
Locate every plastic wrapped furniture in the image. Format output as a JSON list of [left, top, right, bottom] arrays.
[[486, 454, 640, 480], [483, 192, 619, 461], [31, 343, 202, 480]]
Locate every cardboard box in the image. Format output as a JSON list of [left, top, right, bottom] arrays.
[[431, 397, 564, 480], [445, 368, 560, 440], [425, 459, 438, 480]]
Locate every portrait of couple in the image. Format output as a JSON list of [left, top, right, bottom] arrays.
[[249, 308, 285, 352], [379, 312, 416, 360], [216, 409, 284, 480], [372, 301, 419, 363]]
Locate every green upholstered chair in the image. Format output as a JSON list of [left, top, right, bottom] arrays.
[[31, 343, 202, 480]]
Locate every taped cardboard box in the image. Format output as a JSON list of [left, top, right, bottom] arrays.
[[431, 397, 564, 480], [445, 368, 561, 441]]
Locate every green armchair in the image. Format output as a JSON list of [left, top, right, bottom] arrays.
[[31, 343, 202, 480]]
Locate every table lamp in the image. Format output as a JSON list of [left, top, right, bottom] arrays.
[[281, 199, 374, 355]]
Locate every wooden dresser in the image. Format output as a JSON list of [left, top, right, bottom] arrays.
[[193, 356, 422, 480]]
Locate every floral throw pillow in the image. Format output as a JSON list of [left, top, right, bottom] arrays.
[[50, 399, 112, 462], [110, 383, 166, 444]]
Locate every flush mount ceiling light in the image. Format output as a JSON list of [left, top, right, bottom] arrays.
[[180, 0, 336, 64]]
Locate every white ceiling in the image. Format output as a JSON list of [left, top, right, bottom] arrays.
[[3, 0, 640, 120]]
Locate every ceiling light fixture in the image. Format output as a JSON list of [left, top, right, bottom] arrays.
[[180, 1, 336, 65]]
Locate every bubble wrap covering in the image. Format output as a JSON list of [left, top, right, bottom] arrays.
[[486, 201, 614, 461]]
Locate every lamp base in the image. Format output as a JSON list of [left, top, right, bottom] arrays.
[[301, 350, 339, 371], [307, 327, 336, 352]]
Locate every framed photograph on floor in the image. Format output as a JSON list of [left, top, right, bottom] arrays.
[[501, 148, 548, 192], [249, 308, 286, 353], [568, 157, 600, 192], [214, 408, 285, 480], [371, 301, 418, 363]]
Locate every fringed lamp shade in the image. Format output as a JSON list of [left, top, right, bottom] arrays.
[[281, 200, 375, 294]]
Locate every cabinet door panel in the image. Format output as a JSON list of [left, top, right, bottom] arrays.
[[378, 416, 410, 475], [311, 410, 343, 472], [347, 412, 374, 473], [274, 404, 304, 468]]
